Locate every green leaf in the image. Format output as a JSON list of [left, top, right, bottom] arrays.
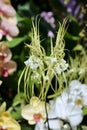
[[83, 107, 87, 116], [50, 0, 65, 11], [10, 105, 22, 120], [18, 18, 32, 35], [9, 93, 25, 120], [13, 93, 25, 106], [65, 32, 80, 41], [7, 36, 26, 48], [21, 123, 34, 130], [73, 44, 83, 51]]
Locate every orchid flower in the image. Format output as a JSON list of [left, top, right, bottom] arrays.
[[0, 0, 19, 40], [21, 96, 50, 125], [0, 0, 16, 17], [0, 102, 21, 130], [69, 80, 87, 107], [0, 43, 17, 77], [46, 91, 83, 129]]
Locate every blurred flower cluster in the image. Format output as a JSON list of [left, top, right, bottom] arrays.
[[40, 11, 56, 38], [0, 43, 17, 77], [60, 0, 83, 24], [40, 11, 56, 29], [0, 0, 19, 41], [0, 0, 18, 80]]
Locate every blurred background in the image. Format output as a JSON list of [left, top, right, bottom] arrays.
[[0, 0, 87, 129]]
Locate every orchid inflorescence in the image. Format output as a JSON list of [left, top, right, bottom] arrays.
[[0, 15, 87, 129], [18, 18, 68, 102], [18, 18, 87, 130]]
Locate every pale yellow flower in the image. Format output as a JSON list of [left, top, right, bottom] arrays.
[[21, 96, 50, 124], [0, 80, 2, 85], [0, 102, 21, 130]]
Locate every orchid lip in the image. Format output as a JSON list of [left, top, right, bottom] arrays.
[[33, 113, 42, 122]]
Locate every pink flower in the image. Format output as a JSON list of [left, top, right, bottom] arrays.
[[0, 0, 16, 17], [40, 11, 56, 29], [0, 17, 19, 37], [0, 0, 19, 40], [0, 43, 17, 77], [0, 43, 12, 62], [47, 31, 54, 38], [2, 60, 17, 77]]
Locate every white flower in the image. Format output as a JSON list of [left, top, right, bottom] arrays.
[[31, 72, 41, 81], [68, 68, 76, 74], [69, 80, 87, 107], [60, 59, 69, 70], [43, 75, 49, 82], [35, 91, 83, 130], [47, 105, 62, 130], [54, 63, 62, 75], [54, 59, 68, 75], [69, 80, 81, 96], [45, 93, 69, 130], [34, 99, 62, 130], [46, 57, 57, 64], [35, 102, 61, 130], [35, 122, 73, 130], [54, 91, 83, 128], [35, 122, 48, 130], [50, 57, 57, 64], [24, 55, 43, 70]]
